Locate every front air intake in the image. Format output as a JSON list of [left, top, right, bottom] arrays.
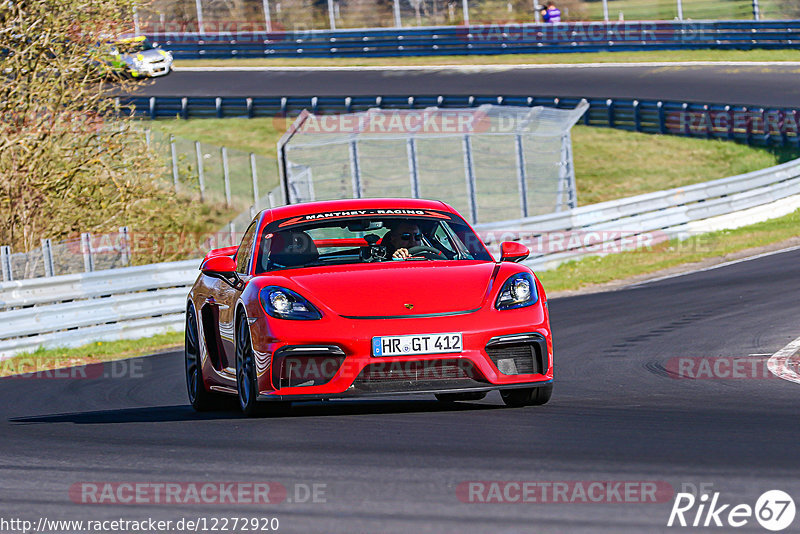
[[271, 346, 345, 389], [485, 334, 548, 376]]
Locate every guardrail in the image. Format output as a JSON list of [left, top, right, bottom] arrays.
[[0, 260, 198, 358], [477, 157, 800, 270], [125, 94, 800, 147], [3, 156, 799, 358], [144, 20, 800, 58]]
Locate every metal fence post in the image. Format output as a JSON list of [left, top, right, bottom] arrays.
[[393, 0, 402, 27], [602, 0, 609, 22], [250, 153, 261, 211], [1, 246, 13, 281], [221, 147, 232, 208], [633, 100, 641, 132], [170, 135, 179, 191], [462, 0, 470, 26], [462, 135, 478, 224], [515, 135, 529, 218], [558, 132, 577, 210], [195, 141, 206, 201], [195, 0, 205, 34], [406, 138, 420, 198], [349, 141, 363, 198], [752, 0, 760, 20], [80, 233, 95, 273], [676, 0, 684, 20], [607, 99, 615, 128], [262, 0, 273, 31], [41, 239, 54, 277], [119, 226, 131, 266], [327, 0, 336, 30]]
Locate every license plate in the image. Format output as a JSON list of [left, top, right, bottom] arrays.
[[372, 333, 463, 357]]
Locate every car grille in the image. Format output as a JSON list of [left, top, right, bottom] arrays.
[[486, 341, 548, 376], [352, 359, 487, 393]]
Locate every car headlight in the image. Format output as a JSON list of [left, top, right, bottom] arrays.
[[495, 272, 538, 310], [260, 286, 321, 320]]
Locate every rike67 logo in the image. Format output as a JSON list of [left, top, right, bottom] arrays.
[[668, 490, 796, 531]]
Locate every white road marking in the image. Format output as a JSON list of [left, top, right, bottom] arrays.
[[173, 61, 800, 73], [627, 244, 800, 288], [767, 334, 800, 385]]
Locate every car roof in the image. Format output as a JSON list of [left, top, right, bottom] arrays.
[[258, 198, 456, 222]]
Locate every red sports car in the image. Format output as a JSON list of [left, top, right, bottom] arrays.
[[186, 198, 553, 416]]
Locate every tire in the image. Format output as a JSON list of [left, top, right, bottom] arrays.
[[500, 384, 553, 407], [185, 305, 225, 411], [435, 392, 487, 403], [235, 314, 291, 417]]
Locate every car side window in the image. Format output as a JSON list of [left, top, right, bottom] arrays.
[[236, 222, 258, 274]]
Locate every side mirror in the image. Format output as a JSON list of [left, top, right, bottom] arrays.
[[499, 241, 530, 263], [201, 255, 243, 289]]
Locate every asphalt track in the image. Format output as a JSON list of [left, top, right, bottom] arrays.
[[2, 247, 800, 533], [134, 64, 800, 108]]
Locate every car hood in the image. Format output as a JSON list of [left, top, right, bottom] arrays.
[[276, 261, 500, 317], [123, 49, 168, 63]]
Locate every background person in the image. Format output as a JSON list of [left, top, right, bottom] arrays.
[[539, 2, 561, 23]]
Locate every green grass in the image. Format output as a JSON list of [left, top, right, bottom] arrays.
[[538, 207, 800, 292], [147, 118, 286, 160], [149, 119, 800, 206], [174, 49, 800, 68], [0, 332, 183, 378], [571, 127, 800, 204]]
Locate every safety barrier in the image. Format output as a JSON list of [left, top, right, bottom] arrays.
[[3, 156, 799, 358], [124, 94, 800, 147], [144, 20, 800, 58], [0, 260, 198, 358], [477, 157, 800, 270]]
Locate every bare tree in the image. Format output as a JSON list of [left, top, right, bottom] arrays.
[[0, 0, 219, 261]]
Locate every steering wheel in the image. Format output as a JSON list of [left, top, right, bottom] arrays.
[[406, 245, 446, 260]]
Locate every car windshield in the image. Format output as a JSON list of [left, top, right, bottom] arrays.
[[254, 214, 492, 273], [116, 38, 155, 54]]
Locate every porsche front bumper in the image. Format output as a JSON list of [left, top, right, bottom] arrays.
[[250, 308, 553, 401]]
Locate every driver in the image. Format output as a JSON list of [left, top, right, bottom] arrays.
[[384, 221, 423, 259]]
